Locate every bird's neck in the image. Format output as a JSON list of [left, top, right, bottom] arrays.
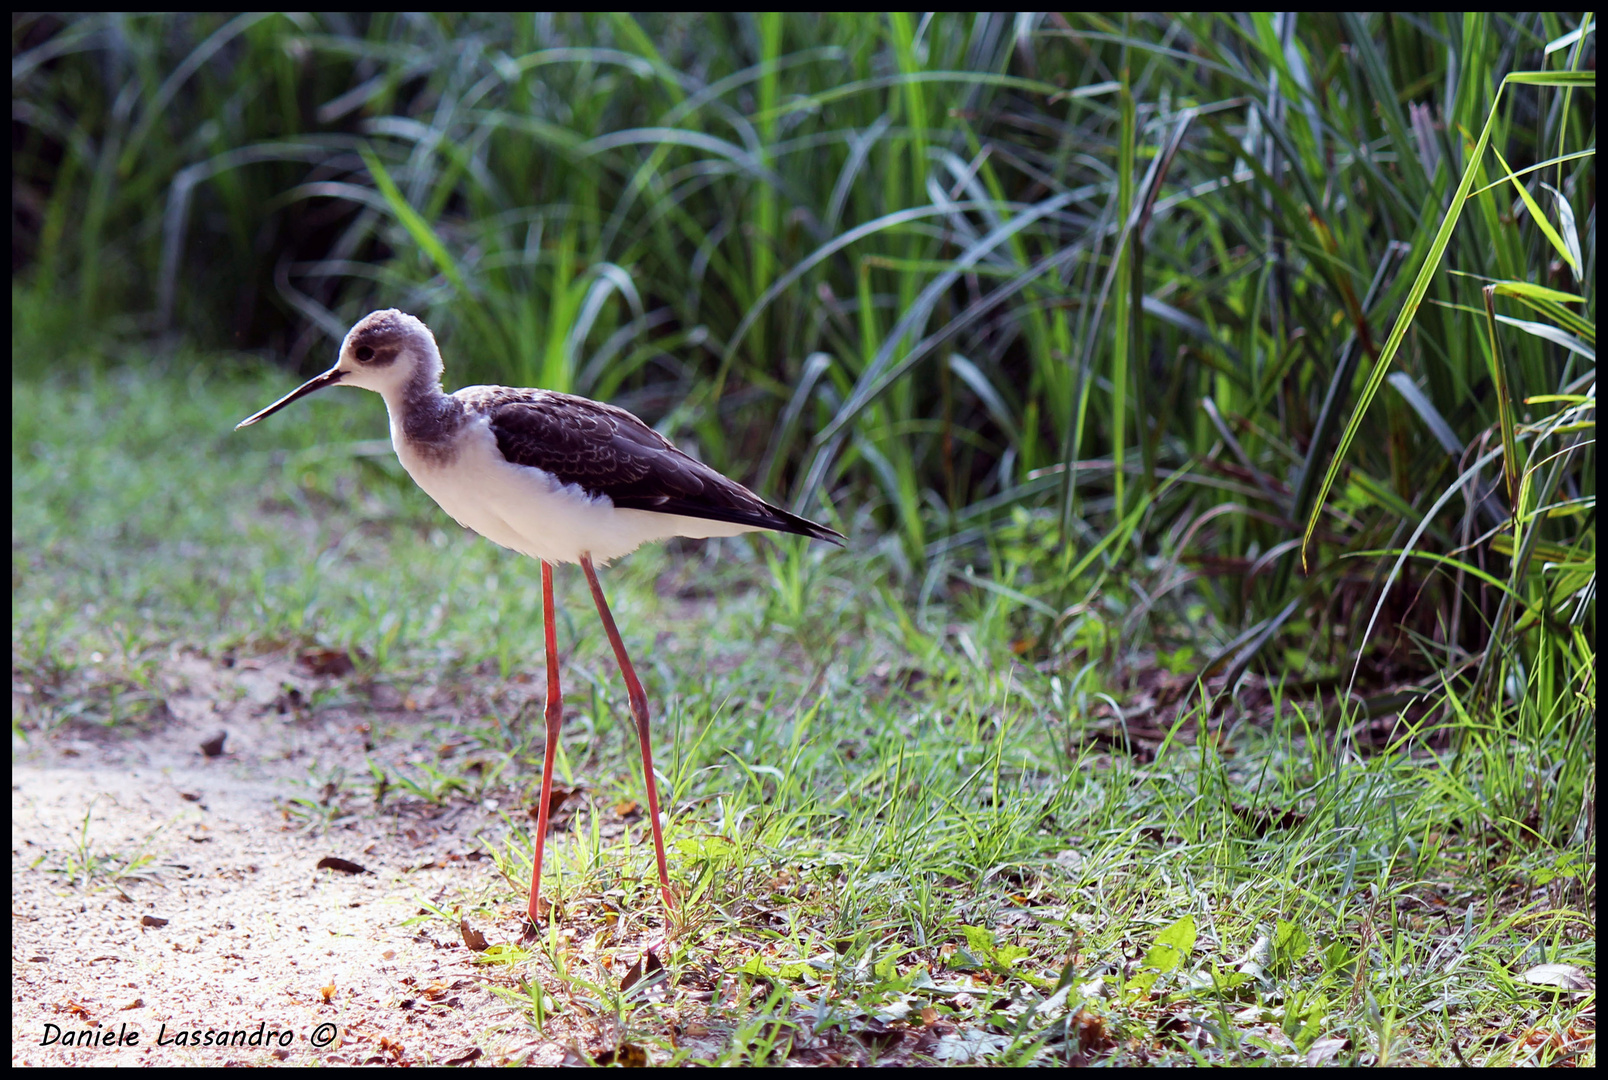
[[389, 363, 463, 448]]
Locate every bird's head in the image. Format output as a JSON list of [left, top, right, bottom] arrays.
[[236, 309, 443, 429]]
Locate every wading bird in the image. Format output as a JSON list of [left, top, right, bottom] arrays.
[[238, 309, 842, 932]]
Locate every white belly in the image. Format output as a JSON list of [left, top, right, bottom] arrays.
[[390, 414, 757, 565]]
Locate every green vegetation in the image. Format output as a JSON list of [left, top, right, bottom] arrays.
[[13, 12, 1595, 1065]]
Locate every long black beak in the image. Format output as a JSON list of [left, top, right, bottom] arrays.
[[235, 367, 347, 430]]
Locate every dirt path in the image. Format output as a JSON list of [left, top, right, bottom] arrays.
[[11, 652, 565, 1066]]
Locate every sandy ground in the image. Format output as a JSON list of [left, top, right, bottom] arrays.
[[11, 651, 573, 1066]]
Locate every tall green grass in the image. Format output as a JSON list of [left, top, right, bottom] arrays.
[[13, 13, 1595, 782]]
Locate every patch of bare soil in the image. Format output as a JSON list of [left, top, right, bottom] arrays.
[[11, 651, 550, 1066]]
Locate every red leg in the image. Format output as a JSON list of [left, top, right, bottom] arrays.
[[579, 554, 674, 911], [525, 560, 563, 935]]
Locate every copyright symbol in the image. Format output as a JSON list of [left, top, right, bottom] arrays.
[[310, 1022, 340, 1048]]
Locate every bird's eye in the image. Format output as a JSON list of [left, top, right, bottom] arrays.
[[355, 345, 374, 362]]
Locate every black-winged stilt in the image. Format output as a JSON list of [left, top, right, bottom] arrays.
[[238, 309, 842, 934]]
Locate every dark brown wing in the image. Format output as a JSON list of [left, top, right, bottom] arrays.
[[474, 388, 842, 543]]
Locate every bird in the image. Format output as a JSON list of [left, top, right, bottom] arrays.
[[237, 309, 842, 934]]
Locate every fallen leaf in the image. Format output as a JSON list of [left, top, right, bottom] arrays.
[[458, 919, 489, 952], [1305, 1036, 1349, 1066], [1516, 963, 1593, 993], [299, 647, 355, 677]]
